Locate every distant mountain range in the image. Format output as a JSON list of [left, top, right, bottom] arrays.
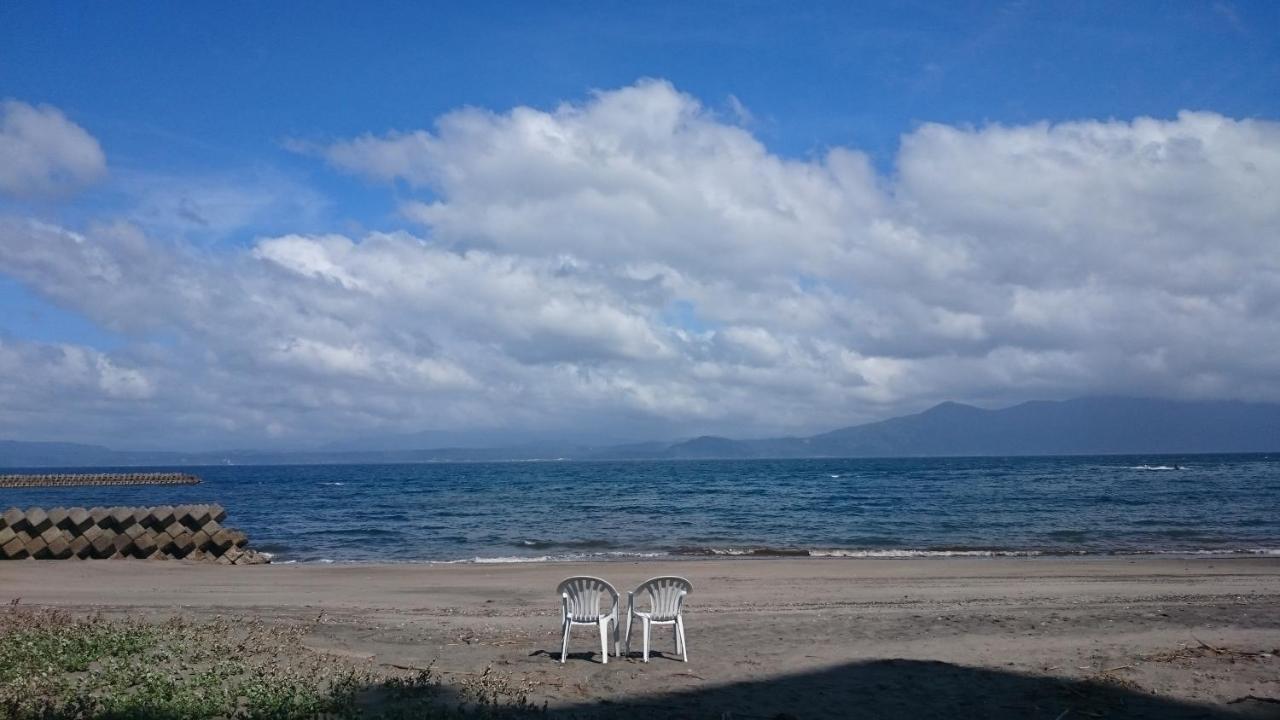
[[1, 397, 1277, 468], [662, 397, 1280, 458]]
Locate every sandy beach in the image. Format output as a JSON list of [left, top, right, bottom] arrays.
[[3, 555, 1279, 718]]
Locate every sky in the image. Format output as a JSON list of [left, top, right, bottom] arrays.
[[1, 2, 1278, 450]]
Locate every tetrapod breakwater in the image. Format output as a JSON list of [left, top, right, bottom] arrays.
[[0, 504, 268, 564], [0, 473, 201, 488]]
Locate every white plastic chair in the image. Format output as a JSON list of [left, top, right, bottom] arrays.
[[556, 576, 620, 664], [625, 576, 692, 662]]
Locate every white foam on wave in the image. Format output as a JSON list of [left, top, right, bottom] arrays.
[[321, 481, 345, 486], [446, 550, 669, 565], [1122, 547, 1280, 557], [269, 547, 1280, 565], [468, 555, 552, 564], [1128, 465, 1180, 471], [809, 548, 1046, 558], [672, 546, 1043, 558]]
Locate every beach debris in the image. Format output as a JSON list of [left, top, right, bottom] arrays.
[[1146, 637, 1277, 663], [0, 504, 267, 564], [1228, 695, 1280, 705]]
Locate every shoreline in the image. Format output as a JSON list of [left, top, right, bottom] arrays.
[[263, 546, 1280, 565], [6, 553, 1279, 607]]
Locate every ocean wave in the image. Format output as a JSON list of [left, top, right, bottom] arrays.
[[1088, 495, 1151, 506], [1155, 529, 1215, 539], [295, 527, 406, 537], [683, 546, 1052, 558], [514, 538, 620, 551], [448, 550, 669, 564], [653, 545, 1280, 560], [1128, 465, 1185, 471], [669, 545, 1042, 558], [809, 548, 1048, 558], [671, 546, 811, 557], [265, 545, 1280, 564], [1118, 547, 1280, 557], [465, 555, 554, 564]]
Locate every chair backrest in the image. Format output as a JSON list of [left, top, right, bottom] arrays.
[[632, 576, 692, 621], [557, 576, 618, 622]]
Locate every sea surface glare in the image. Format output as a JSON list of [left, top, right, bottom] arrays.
[[2, 455, 1277, 563]]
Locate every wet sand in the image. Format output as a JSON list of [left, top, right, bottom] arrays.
[[3, 555, 1279, 718]]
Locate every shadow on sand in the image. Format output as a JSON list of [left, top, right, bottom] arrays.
[[371, 657, 1279, 719]]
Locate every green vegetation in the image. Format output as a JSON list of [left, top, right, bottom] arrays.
[[0, 605, 538, 719]]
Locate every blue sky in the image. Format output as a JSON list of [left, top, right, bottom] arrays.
[[1, 2, 1279, 448], [7, 2, 1277, 171]]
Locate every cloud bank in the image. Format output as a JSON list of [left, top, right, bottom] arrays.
[[0, 100, 106, 198], [1, 80, 1278, 448]]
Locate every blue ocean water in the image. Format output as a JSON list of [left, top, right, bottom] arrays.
[[2, 455, 1278, 563]]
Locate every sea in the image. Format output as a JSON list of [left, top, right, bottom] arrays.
[[2, 454, 1277, 564]]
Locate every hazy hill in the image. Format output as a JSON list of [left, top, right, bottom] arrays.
[[0, 441, 128, 468], [662, 397, 1280, 458], [1, 397, 1277, 467]]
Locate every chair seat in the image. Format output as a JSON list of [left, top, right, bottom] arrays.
[[631, 609, 677, 622]]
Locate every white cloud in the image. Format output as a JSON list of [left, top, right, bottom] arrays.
[[0, 100, 106, 198], [2, 81, 1280, 447], [0, 340, 154, 445], [326, 79, 884, 282]]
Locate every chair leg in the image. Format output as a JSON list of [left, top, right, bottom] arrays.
[[624, 612, 633, 657], [642, 618, 651, 662], [560, 620, 571, 663], [599, 618, 609, 664], [676, 617, 687, 662], [613, 617, 620, 658]]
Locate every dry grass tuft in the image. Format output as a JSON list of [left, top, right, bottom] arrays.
[[0, 604, 541, 719]]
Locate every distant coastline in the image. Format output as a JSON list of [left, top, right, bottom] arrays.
[[2, 396, 1278, 468]]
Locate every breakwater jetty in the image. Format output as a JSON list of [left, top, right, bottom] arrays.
[[0, 472, 201, 488], [0, 504, 268, 564]]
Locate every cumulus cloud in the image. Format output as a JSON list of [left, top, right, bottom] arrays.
[[325, 80, 885, 283], [0, 100, 106, 198], [2, 81, 1279, 447]]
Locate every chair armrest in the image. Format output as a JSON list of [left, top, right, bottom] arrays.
[[561, 593, 570, 621], [626, 590, 635, 616]]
